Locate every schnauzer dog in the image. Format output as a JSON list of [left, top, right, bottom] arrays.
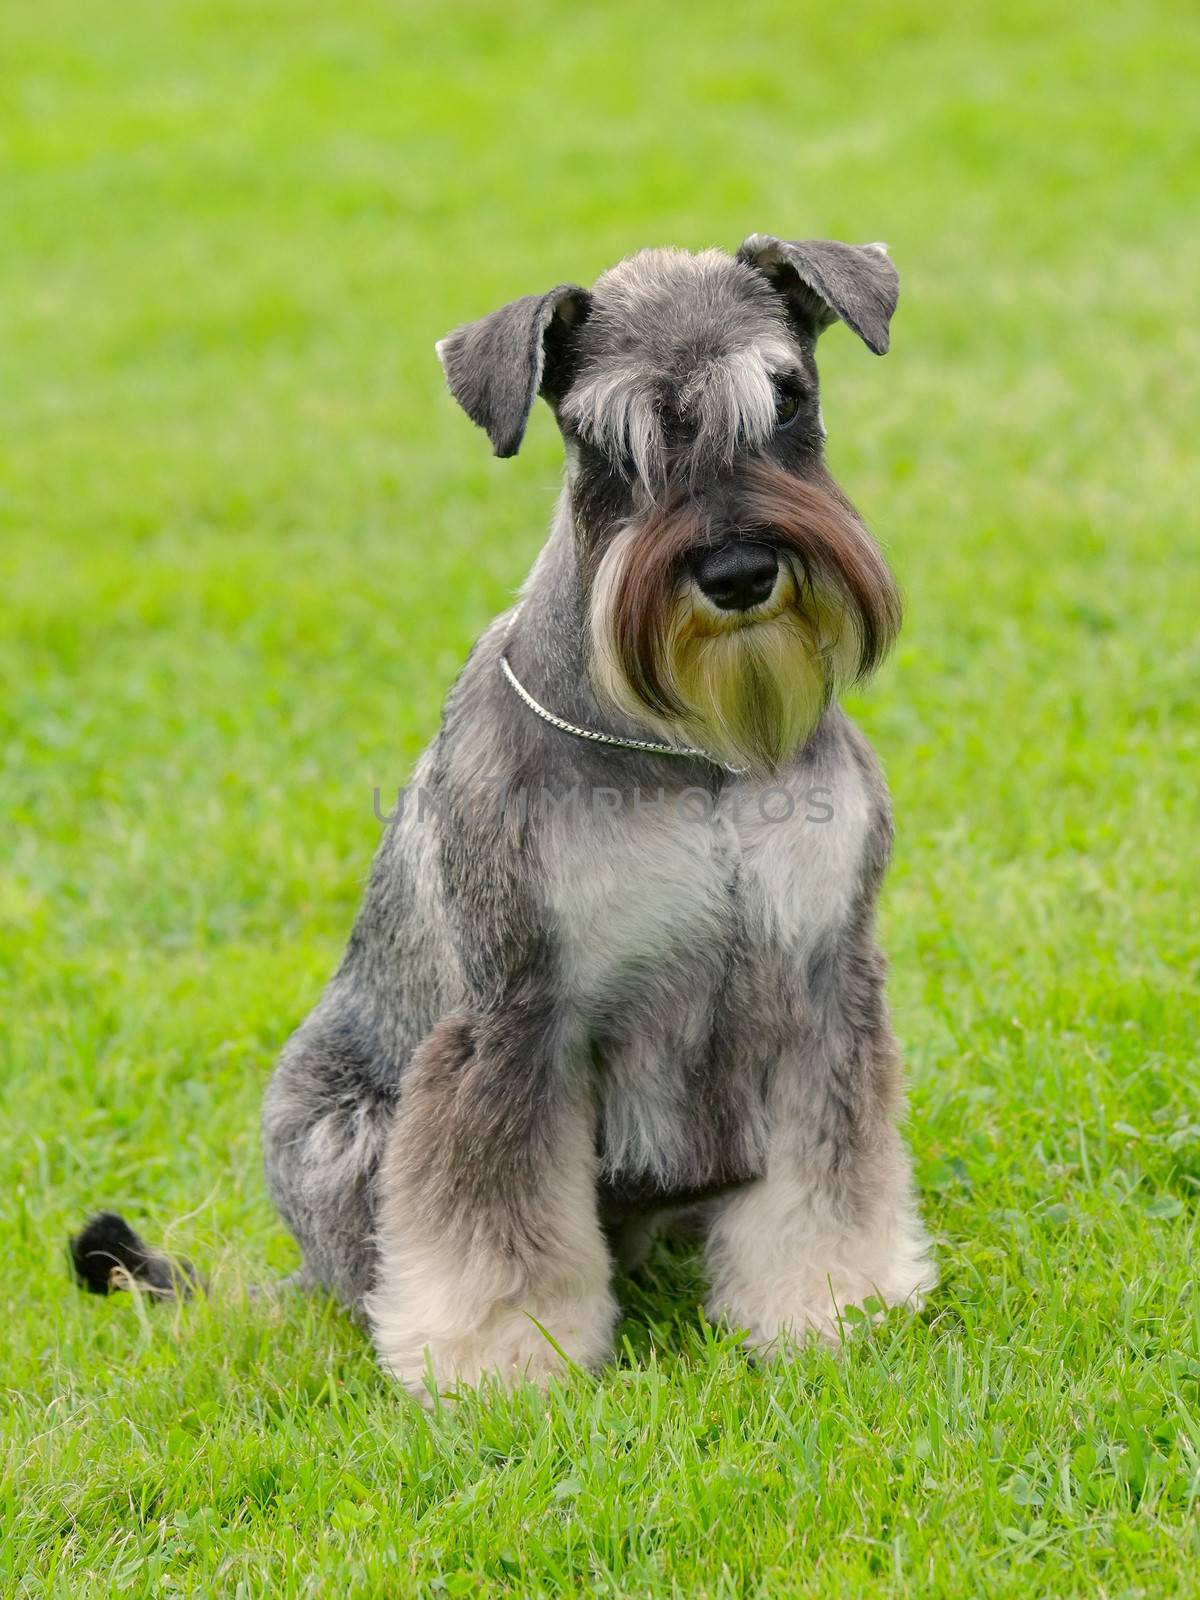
[[73, 235, 935, 1398]]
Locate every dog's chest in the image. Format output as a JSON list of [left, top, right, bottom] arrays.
[[544, 763, 872, 1191], [547, 766, 871, 1000]]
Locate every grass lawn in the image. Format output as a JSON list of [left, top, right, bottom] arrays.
[[3, 0, 1199, 1593]]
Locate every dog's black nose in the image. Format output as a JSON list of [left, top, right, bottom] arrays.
[[691, 541, 779, 611]]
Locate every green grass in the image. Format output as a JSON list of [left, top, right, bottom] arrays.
[[3, 0, 1199, 1593]]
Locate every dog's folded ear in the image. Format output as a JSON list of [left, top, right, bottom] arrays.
[[436, 285, 592, 458], [736, 236, 899, 355]]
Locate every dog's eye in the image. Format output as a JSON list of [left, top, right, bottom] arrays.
[[773, 376, 805, 429]]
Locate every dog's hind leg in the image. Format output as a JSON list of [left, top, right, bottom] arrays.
[[261, 1013, 401, 1316], [366, 1005, 618, 1403]]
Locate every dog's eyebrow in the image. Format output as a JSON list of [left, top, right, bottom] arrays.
[[684, 336, 798, 463], [566, 332, 798, 483], [563, 371, 665, 484]]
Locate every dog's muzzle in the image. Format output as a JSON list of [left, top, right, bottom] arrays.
[[690, 540, 779, 612]]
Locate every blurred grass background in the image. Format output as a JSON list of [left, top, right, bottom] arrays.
[[2, 1, 1199, 1594]]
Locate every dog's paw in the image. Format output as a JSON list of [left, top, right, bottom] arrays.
[[708, 1198, 937, 1358], [372, 1289, 618, 1406], [717, 1289, 865, 1358], [711, 1251, 937, 1359]]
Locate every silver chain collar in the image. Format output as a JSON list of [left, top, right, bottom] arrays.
[[498, 611, 745, 775]]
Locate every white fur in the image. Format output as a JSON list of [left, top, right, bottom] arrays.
[[543, 761, 873, 994], [544, 791, 737, 1003], [683, 336, 797, 466], [564, 368, 665, 485], [705, 1152, 936, 1352], [729, 761, 871, 956]]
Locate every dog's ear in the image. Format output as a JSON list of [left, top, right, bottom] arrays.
[[436, 285, 592, 458], [736, 235, 898, 356]]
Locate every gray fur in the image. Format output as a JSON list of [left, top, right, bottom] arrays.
[[262, 239, 934, 1396]]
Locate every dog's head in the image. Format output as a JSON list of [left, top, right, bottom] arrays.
[[437, 238, 901, 775]]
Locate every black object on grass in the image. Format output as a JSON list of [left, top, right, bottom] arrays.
[[69, 1211, 204, 1299]]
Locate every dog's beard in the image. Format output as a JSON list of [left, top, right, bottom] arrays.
[[587, 459, 901, 776]]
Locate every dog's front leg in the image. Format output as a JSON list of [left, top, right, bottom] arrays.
[[705, 952, 936, 1355], [366, 1008, 617, 1402]]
